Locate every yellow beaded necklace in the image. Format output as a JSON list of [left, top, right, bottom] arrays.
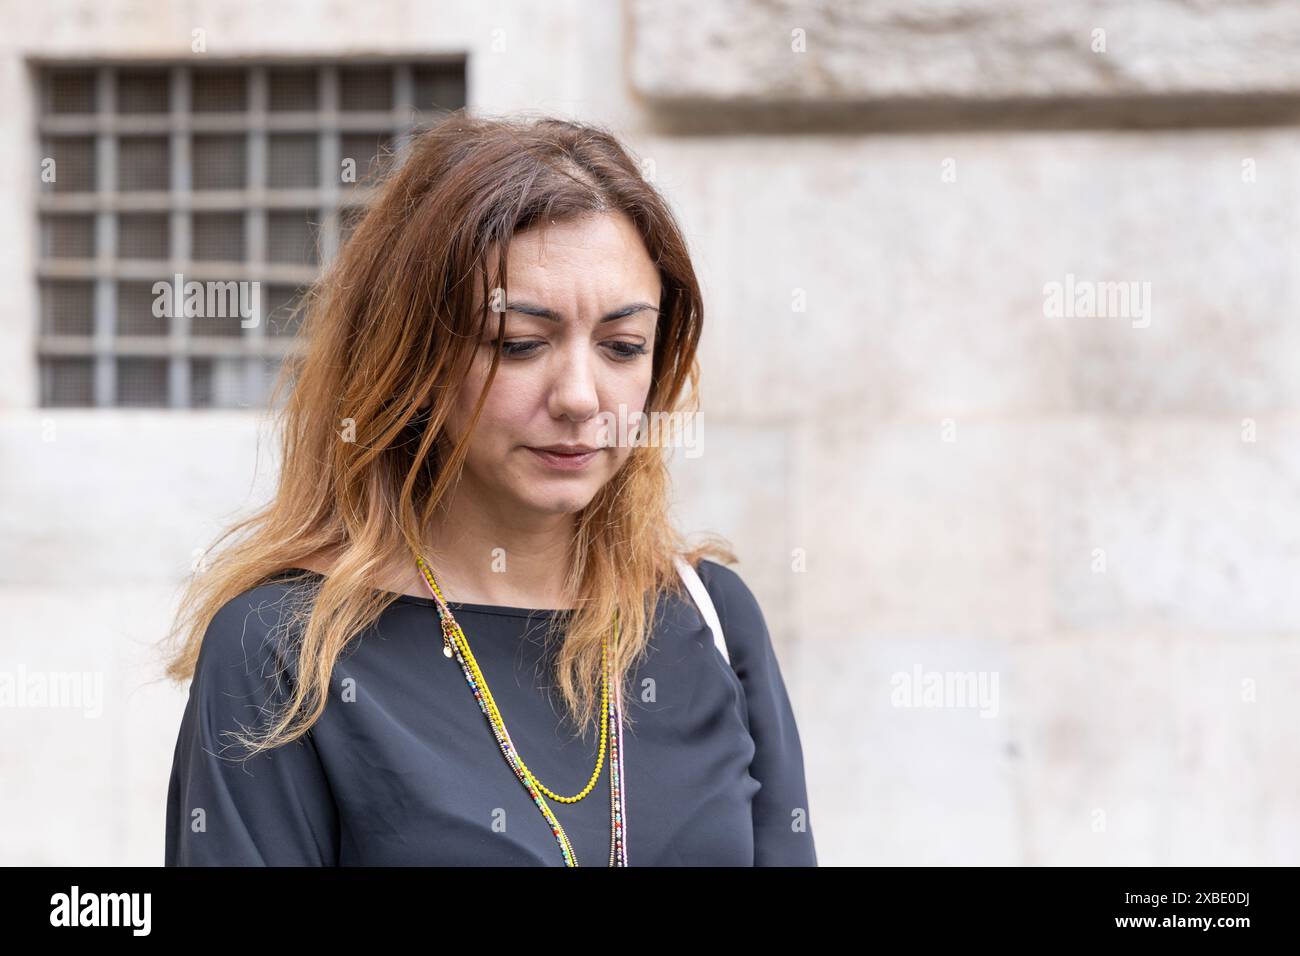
[[415, 555, 628, 866]]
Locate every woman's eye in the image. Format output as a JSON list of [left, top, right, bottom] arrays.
[[500, 340, 542, 358], [605, 341, 648, 360], [498, 340, 648, 360]]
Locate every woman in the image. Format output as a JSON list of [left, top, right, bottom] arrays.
[[162, 110, 816, 866]]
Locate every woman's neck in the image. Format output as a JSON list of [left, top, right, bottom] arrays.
[[410, 492, 578, 609], [296, 489, 580, 609]]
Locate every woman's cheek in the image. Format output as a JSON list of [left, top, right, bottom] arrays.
[[610, 441, 633, 473]]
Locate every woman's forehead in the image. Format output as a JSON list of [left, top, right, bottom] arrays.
[[479, 216, 661, 311]]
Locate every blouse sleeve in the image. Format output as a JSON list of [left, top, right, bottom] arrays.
[[698, 560, 818, 866], [165, 585, 340, 866]]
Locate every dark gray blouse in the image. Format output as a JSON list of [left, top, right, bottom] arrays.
[[165, 559, 816, 866]]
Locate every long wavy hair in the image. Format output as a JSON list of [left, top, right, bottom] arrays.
[[161, 109, 735, 758]]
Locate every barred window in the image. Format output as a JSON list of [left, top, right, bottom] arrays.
[[35, 60, 466, 408]]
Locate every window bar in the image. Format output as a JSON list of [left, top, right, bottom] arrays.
[[244, 65, 269, 407], [393, 63, 415, 159], [168, 66, 192, 408], [93, 66, 117, 408], [319, 65, 340, 265]]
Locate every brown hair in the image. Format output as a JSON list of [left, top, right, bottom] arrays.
[[161, 109, 734, 757]]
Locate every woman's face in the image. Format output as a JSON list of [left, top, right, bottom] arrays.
[[441, 210, 662, 519]]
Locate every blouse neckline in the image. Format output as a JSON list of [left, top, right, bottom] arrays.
[[277, 567, 571, 619]]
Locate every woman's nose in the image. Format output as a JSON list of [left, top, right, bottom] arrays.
[[547, 343, 600, 421]]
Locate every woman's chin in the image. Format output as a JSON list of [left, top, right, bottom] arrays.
[[514, 485, 598, 517]]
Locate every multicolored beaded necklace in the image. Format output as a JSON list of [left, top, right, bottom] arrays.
[[414, 555, 628, 866]]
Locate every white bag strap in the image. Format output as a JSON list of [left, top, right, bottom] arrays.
[[673, 555, 731, 665]]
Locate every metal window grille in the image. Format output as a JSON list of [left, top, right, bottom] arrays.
[[35, 59, 466, 409]]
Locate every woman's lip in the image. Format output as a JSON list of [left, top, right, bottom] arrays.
[[526, 447, 599, 470]]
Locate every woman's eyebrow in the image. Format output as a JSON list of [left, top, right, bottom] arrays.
[[505, 301, 659, 323]]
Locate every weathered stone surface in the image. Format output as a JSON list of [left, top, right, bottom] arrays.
[[641, 129, 1300, 421], [631, 0, 1300, 103]]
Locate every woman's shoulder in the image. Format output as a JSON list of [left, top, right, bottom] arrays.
[[192, 572, 316, 683], [693, 558, 759, 611], [690, 558, 772, 658]]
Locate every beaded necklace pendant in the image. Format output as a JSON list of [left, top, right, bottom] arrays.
[[415, 555, 628, 866]]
